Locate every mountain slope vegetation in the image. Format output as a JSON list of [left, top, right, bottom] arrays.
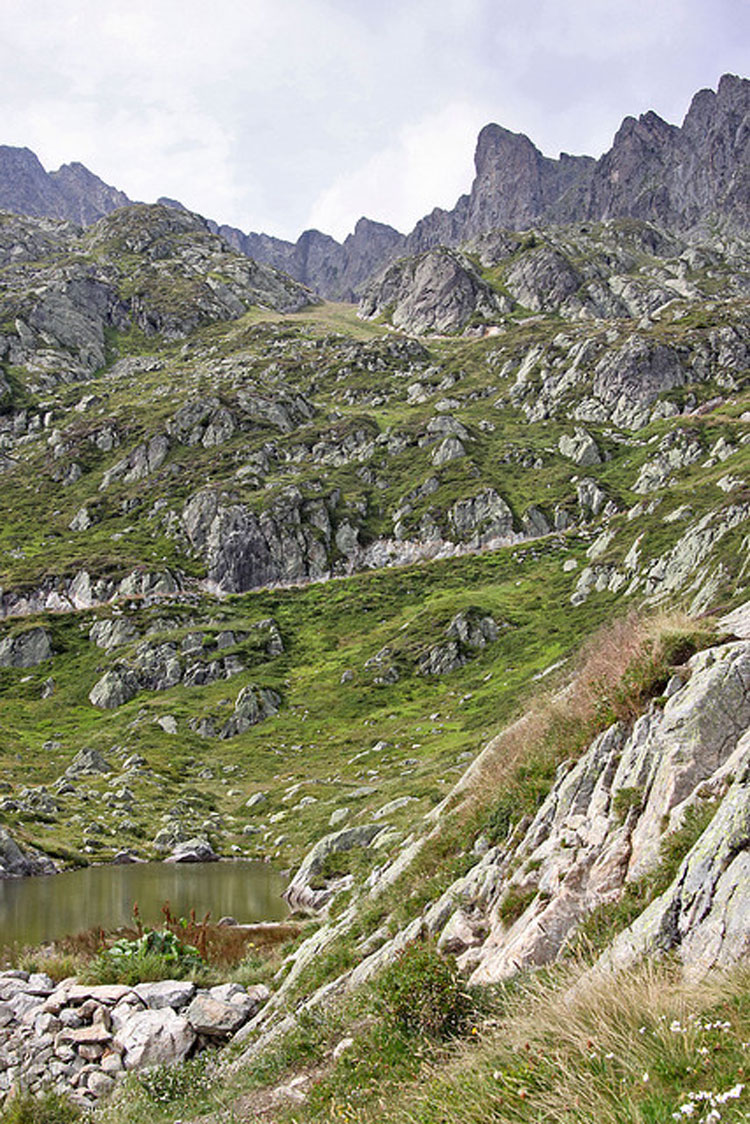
[[0, 84, 748, 1118]]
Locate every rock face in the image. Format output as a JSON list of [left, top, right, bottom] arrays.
[[358, 247, 510, 334], [0, 627, 52, 667], [89, 669, 141, 709], [408, 73, 750, 255], [449, 489, 515, 545], [284, 824, 387, 911], [220, 685, 281, 739], [587, 337, 687, 429], [558, 429, 601, 467], [412, 636, 750, 985], [0, 828, 56, 878], [601, 743, 750, 978], [268, 627, 750, 1045], [87, 620, 281, 710], [419, 609, 500, 676], [182, 486, 336, 594], [0, 570, 182, 623]]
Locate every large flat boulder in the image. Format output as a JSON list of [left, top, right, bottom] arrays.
[[133, 980, 196, 1010], [185, 993, 250, 1036]]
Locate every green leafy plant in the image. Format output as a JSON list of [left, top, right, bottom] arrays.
[[85, 923, 204, 986]]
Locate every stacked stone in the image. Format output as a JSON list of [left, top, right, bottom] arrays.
[[0, 970, 269, 1108]]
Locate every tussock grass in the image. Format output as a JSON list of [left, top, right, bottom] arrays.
[[313, 959, 750, 1124], [0, 1091, 81, 1124], [126, 955, 747, 1124]]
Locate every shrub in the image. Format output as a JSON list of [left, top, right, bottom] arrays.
[[372, 938, 469, 1039]]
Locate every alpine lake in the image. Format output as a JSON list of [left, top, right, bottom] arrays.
[[0, 861, 289, 950]]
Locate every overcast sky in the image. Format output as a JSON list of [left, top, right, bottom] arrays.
[[2, 0, 747, 241]]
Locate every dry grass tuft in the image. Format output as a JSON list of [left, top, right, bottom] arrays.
[[459, 609, 710, 817]]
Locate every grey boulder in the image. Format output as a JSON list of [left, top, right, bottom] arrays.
[[165, 838, 218, 864], [0, 627, 52, 668], [114, 1007, 195, 1070]]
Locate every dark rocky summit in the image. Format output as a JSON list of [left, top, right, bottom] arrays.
[[239, 73, 750, 297], [0, 147, 131, 225]]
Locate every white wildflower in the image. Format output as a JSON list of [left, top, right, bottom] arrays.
[[715, 1083, 744, 1103]]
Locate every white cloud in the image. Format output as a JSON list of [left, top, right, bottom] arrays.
[[0, 0, 745, 240], [306, 100, 494, 240]]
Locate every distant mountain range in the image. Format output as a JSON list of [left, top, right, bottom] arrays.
[[1, 73, 747, 299]]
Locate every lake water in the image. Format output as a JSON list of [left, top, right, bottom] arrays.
[[0, 861, 288, 949]]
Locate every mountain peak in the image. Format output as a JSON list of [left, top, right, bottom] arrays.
[[0, 146, 132, 225]]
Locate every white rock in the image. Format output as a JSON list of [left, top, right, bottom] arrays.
[[333, 1036, 355, 1060], [115, 1007, 195, 1070], [185, 993, 250, 1036]]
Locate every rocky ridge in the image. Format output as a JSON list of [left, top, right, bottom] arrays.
[[223, 73, 750, 298], [0, 75, 746, 301]]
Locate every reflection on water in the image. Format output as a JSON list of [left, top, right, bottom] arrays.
[[0, 862, 288, 948]]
